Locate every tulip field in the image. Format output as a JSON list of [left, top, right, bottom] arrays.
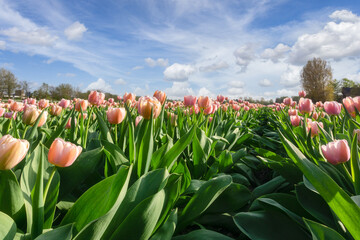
[[2, 90, 360, 240]]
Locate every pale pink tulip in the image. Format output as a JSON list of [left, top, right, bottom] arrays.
[[198, 96, 212, 109], [299, 98, 314, 114], [184, 95, 197, 107], [106, 108, 126, 124], [324, 101, 341, 116], [135, 116, 143, 127], [283, 97, 293, 106], [217, 95, 225, 103], [321, 140, 350, 165], [123, 92, 136, 103], [343, 97, 355, 117], [59, 99, 71, 109], [88, 91, 105, 106], [290, 115, 303, 127], [298, 90, 306, 97], [75, 99, 88, 112], [48, 138, 82, 167], [153, 90, 166, 105], [0, 135, 29, 170], [137, 96, 162, 119], [38, 99, 49, 109]]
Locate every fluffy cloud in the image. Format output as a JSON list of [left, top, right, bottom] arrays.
[[1, 27, 57, 46], [164, 82, 195, 99], [289, 10, 360, 65], [259, 78, 272, 87], [0, 40, 5, 50], [64, 21, 87, 41], [57, 73, 76, 77], [145, 57, 169, 67], [280, 65, 302, 87], [85, 78, 113, 93], [261, 43, 290, 62], [233, 44, 255, 72], [264, 88, 298, 98], [227, 88, 244, 96], [114, 78, 126, 85], [163, 63, 196, 81], [199, 61, 229, 72], [228, 80, 245, 88], [132, 66, 144, 70]]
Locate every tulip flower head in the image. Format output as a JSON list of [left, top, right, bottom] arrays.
[[106, 107, 126, 124], [0, 107, 5, 117], [50, 104, 63, 116], [298, 90, 306, 97], [75, 99, 89, 112], [299, 98, 314, 114], [48, 138, 82, 167], [198, 96, 212, 109], [137, 96, 162, 120], [38, 99, 49, 109], [59, 99, 71, 109], [22, 105, 40, 125], [324, 101, 341, 116], [290, 115, 303, 127], [123, 92, 136, 103], [135, 116, 143, 127], [343, 97, 355, 117], [283, 97, 293, 106], [0, 135, 29, 170], [153, 90, 166, 105], [88, 91, 105, 106], [184, 95, 197, 107], [217, 95, 225, 103], [321, 140, 350, 165], [307, 120, 323, 137]]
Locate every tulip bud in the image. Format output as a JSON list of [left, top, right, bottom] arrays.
[[298, 90, 306, 97], [321, 140, 350, 165], [299, 98, 314, 114], [0, 135, 29, 170], [288, 109, 298, 116], [198, 96, 212, 109], [38, 99, 49, 109], [75, 99, 89, 112], [135, 116, 143, 127], [307, 119, 323, 137], [343, 97, 355, 117], [59, 99, 71, 109], [48, 138, 82, 167], [123, 92, 136, 103], [10, 102, 23, 112], [324, 101, 341, 116], [153, 90, 166, 105], [4, 112, 16, 119], [290, 115, 303, 127], [217, 95, 225, 103], [50, 104, 63, 116], [283, 97, 293, 106], [88, 91, 105, 106], [184, 95, 197, 107], [22, 106, 39, 125], [65, 118, 76, 129], [106, 107, 126, 124], [137, 96, 162, 120]]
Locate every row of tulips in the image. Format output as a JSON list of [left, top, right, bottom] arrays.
[[1, 89, 360, 239]]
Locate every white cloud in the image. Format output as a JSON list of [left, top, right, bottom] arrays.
[[227, 88, 244, 96], [264, 88, 298, 98], [259, 78, 272, 87], [132, 65, 143, 70], [0, 40, 5, 50], [233, 44, 255, 72], [164, 82, 195, 99], [64, 21, 87, 41], [228, 80, 245, 88], [280, 65, 302, 87], [114, 78, 126, 85], [1, 27, 57, 46], [145, 57, 169, 67], [261, 43, 290, 62], [85, 78, 113, 93], [289, 10, 360, 65], [57, 73, 76, 77], [198, 87, 215, 98], [164, 63, 196, 81], [199, 61, 229, 72]]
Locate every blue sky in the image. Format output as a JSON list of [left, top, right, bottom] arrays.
[[1, 0, 360, 100]]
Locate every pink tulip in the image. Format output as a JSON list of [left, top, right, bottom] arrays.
[[38, 99, 49, 109], [108, 98, 114, 104], [22, 106, 39, 125], [343, 97, 355, 117], [184, 95, 197, 107], [321, 140, 350, 165], [65, 118, 76, 129], [232, 104, 240, 111], [324, 101, 341, 116], [312, 111, 319, 120], [283, 97, 293, 106], [203, 104, 213, 115], [10, 102, 23, 112], [307, 120, 323, 137], [50, 104, 63, 116], [353, 96, 360, 112], [106, 107, 126, 124], [0, 108, 5, 117], [153, 90, 166, 105], [0, 135, 29, 170], [290, 115, 303, 127], [316, 101, 323, 108], [244, 106, 250, 111], [135, 116, 143, 127], [59, 99, 71, 109], [299, 98, 314, 114], [48, 138, 82, 167], [217, 95, 225, 103], [137, 96, 162, 120], [88, 91, 105, 106], [288, 109, 298, 116], [354, 129, 360, 143], [75, 99, 88, 112], [299, 90, 306, 97], [189, 105, 200, 114], [37, 111, 48, 127], [198, 96, 212, 109], [26, 98, 36, 105], [123, 92, 136, 103], [4, 112, 16, 119]]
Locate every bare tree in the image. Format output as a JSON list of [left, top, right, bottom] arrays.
[[0, 68, 19, 99], [301, 58, 332, 102]]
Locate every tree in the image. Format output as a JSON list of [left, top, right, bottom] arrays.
[[301, 58, 332, 102], [0, 68, 19, 98], [50, 84, 74, 100], [21, 81, 31, 97]]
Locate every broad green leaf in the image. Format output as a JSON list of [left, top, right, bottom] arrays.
[[172, 229, 234, 240], [303, 218, 346, 240], [137, 115, 154, 177], [351, 133, 360, 195], [150, 209, 177, 240], [279, 132, 360, 239], [0, 211, 17, 240], [35, 224, 73, 240], [177, 175, 232, 231], [94, 108, 113, 143]]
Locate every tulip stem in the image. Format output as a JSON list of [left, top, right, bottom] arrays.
[[83, 107, 94, 149], [331, 115, 337, 137], [22, 126, 28, 139], [114, 124, 118, 145], [340, 163, 352, 184], [43, 166, 56, 203]]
